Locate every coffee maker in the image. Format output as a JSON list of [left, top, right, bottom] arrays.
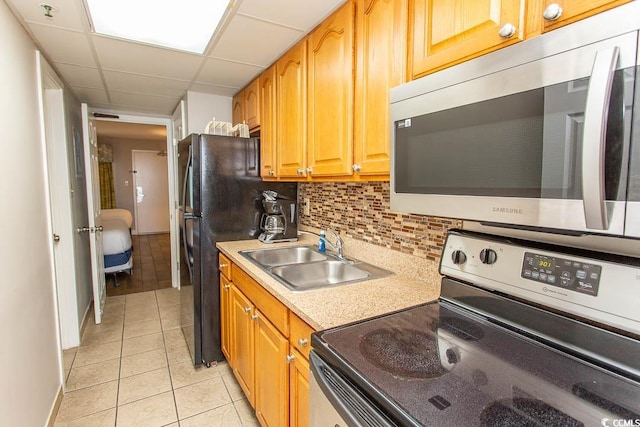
[[258, 191, 298, 243]]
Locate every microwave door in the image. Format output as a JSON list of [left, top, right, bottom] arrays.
[[391, 34, 636, 236]]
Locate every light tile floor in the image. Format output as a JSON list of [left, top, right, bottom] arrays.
[[56, 289, 259, 426]]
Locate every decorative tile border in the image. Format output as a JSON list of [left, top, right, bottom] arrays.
[[298, 182, 462, 261]]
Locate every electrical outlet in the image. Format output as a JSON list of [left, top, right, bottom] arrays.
[[124, 180, 129, 187], [304, 198, 310, 216]]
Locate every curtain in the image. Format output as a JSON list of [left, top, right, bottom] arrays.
[[99, 161, 116, 209]]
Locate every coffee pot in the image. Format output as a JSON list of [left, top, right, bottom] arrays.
[[258, 191, 298, 243]]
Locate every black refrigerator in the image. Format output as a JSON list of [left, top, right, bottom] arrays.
[[178, 134, 297, 367]]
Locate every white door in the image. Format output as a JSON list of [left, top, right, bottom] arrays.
[[172, 100, 186, 289], [82, 104, 106, 324], [132, 150, 170, 234]]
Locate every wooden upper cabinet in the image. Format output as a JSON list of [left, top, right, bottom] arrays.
[[354, 0, 407, 176], [410, 0, 525, 79], [277, 39, 308, 179], [307, 1, 355, 177], [244, 78, 260, 130], [260, 66, 277, 178], [527, 0, 631, 35], [232, 90, 244, 127]]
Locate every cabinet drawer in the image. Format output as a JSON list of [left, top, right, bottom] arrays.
[[219, 253, 232, 279], [290, 313, 315, 359], [232, 264, 290, 337]]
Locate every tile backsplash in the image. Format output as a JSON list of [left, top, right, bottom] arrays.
[[298, 182, 462, 261]]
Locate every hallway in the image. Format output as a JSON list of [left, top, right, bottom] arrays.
[[56, 289, 258, 426], [106, 233, 172, 297]]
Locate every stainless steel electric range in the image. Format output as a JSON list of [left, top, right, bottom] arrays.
[[309, 230, 640, 426]]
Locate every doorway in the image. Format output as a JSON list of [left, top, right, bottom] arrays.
[[91, 118, 177, 296]]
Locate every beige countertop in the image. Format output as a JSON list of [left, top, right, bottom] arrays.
[[217, 229, 442, 331]]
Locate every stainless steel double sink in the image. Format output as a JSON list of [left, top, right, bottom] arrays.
[[240, 245, 393, 292]]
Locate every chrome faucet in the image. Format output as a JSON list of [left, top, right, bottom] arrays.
[[298, 228, 346, 260], [325, 228, 345, 260]]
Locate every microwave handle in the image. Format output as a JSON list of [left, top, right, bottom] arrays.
[[582, 46, 619, 230]]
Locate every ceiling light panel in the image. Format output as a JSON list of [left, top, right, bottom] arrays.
[[86, 0, 229, 53]]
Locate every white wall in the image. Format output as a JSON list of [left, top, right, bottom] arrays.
[[184, 91, 232, 134], [0, 2, 62, 425]]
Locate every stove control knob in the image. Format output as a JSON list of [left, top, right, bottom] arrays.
[[480, 248, 498, 265], [451, 250, 467, 265]]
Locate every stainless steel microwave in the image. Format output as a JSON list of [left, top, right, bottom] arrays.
[[390, 2, 640, 238]]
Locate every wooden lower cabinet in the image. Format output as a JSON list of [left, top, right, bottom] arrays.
[[255, 311, 290, 427], [223, 260, 316, 426], [230, 284, 255, 406], [220, 274, 232, 362], [289, 350, 310, 427]]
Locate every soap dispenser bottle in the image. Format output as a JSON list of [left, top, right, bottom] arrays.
[[318, 230, 326, 253]]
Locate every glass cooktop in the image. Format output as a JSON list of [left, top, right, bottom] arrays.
[[314, 301, 640, 426]]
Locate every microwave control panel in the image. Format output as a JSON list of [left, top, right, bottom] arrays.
[[521, 252, 602, 296]]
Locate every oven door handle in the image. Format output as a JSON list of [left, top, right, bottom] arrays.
[[309, 351, 398, 427], [582, 46, 619, 230]]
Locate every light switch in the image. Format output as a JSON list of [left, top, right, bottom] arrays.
[[124, 180, 129, 187]]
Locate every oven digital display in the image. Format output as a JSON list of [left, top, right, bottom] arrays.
[[521, 252, 601, 296]]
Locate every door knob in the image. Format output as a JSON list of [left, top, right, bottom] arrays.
[[53, 234, 60, 243]]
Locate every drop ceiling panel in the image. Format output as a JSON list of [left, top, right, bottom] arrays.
[[11, 0, 86, 31], [92, 36, 203, 80], [189, 83, 238, 97], [238, 0, 345, 29], [209, 15, 303, 66], [197, 58, 263, 88], [54, 63, 102, 88], [103, 71, 190, 98], [71, 86, 109, 104], [29, 24, 96, 67], [109, 91, 179, 114]]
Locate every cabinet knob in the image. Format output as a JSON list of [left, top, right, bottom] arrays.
[[244, 306, 251, 313], [251, 313, 259, 320], [306, 167, 313, 174], [219, 263, 228, 269], [543, 3, 563, 21], [498, 23, 516, 38], [296, 168, 305, 176], [297, 338, 309, 347], [286, 354, 296, 363], [268, 170, 275, 176], [223, 284, 230, 290], [352, 164, 361, 173]]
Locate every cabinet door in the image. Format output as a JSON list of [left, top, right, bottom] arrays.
[[220, 274, 232, 363], [533, 0, 631, 33], [230, 285, 255, 406], [245, 78, 260, 130], [307, 1, 355, 177], [410, 0, 525, 79], [232, 90, 244, 126], [289, 350, 310, 427], [354, 0, 407, 176], [260, 66, 277, 178], [277, 39, 308, 179], [255, 311, 289, 427]]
